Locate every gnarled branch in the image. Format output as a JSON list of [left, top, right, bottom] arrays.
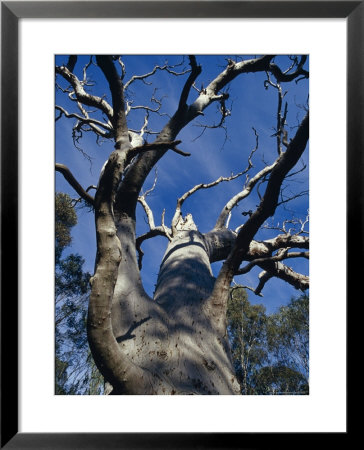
[[55, 105, 113, 135], [171, 170, 247, 235], [55, 163, 95, 206], [209, 112, 309, 318], [236, 250, 309, 275], [136, 227, 172, 270], [255, 261, 309, 294], [95, 56, 129, 147], [116, 55, 283, 218], [56, 65, 113, 119], [269, 55, 309, 83], [214, 160, 277, 230]]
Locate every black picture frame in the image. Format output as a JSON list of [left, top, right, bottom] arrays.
[[1, 1, 358, 448]]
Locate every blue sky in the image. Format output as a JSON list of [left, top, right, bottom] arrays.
[[55, 55, 309, 314]]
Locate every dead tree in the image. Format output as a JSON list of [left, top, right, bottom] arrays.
[[56, 55, 309, 394]]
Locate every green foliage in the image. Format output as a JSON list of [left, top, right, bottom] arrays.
[[55, 356, 69, 395], [227, 287, 309, 395], [56, 254, 90, 298], [251, 365, 308, 395], [227, 287, 268, 394], [267, 294, 309, 385], [55, 192, 103, 395], [55, 192, 77, 263]]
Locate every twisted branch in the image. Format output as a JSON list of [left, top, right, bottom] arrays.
[[56, 65, 113, 119], [55, 163, 95, 206]]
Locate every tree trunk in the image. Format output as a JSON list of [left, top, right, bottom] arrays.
[[107, 215, 241, 395]]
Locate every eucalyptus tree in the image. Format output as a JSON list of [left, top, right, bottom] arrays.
[[227, 288, 309, 395], [56, 55, 309, 395], [267, 294, 309, 386], [227, 286, 268, 395], [55, 192, 102, 395]]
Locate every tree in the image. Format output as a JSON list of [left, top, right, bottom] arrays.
[[55, 192, 103, 395], [56, 55, 309, 395], [266, 294, 309, 390], [55, 192, 77, 264], [227, 286, 268, 394], [251, 365, 308, 395], [227, 288, 309, 395]]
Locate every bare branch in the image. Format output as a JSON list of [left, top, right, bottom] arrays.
[[125, 88, 169, 120], [117, 55, 309, 223], [161, 209, 173, 241], [192, 94, 231, 144], [80, 56, 94, 86], [135, 171, 173, 266], [236, 250, 309, 275], [213, 128, 271, 229], [269, 55, 309, 83], [55, 163, 95, 206], [138, 172, 158, 231], [138, 114, 150, 139], [95, 56, 129, 147], [237, 284, 264, 297], [285, 160, 307, 179], [56, 65, 113, 119], [55, 105, 113, 133], [265, 233, 309, 251], [215, 162, 276, 230], [263, 213, 309, 237], [135, 226, 171, 270], [209, 112, 309, 310], [256, 261, 309, 294], [283, 56, 298, 75], [127, 140, 190, 161], [124, 61, 191, 91], [171, 170, 247, 234], [117, 56, 126, 80], [254, 271, 274, 296], [265, 72, 288, 155], [136, 197, 173, 268], [138, 196, 155, 230], [178, 56, 202, 109], [117, 56, 279, 218], [277, 188, 309, 207]]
